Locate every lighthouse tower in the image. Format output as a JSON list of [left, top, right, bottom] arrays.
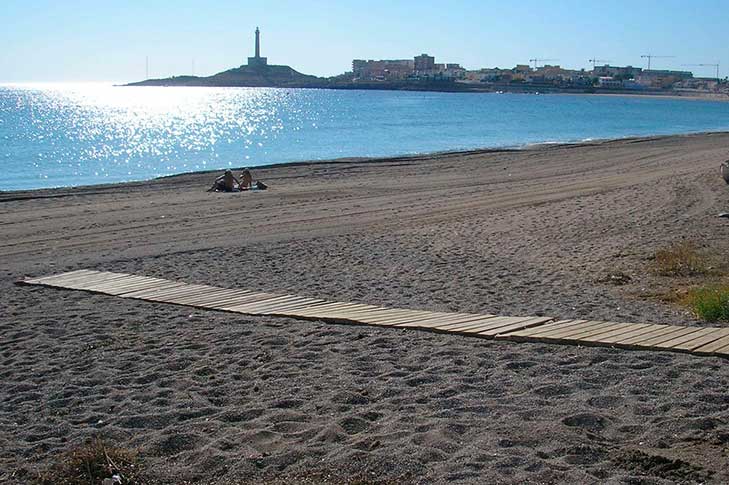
[[247, 27, 268, 67]]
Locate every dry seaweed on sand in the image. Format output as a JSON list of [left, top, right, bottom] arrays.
[[35, 437, 145, 485]]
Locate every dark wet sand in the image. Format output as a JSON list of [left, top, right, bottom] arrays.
[[2, 132, 729, 483]]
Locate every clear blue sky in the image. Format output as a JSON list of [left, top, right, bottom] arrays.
[[2, 0, 728, 82]]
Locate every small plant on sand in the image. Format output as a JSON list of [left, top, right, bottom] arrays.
[[653, 241, 709, 277], [37, 437, 143, 485], [684, 285, 729, 322]]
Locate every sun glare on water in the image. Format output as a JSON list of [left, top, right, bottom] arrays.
[[1, 84, 310, 187]]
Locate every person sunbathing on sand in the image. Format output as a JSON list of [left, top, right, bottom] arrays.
[[207, 170, 240, 192], [239, 168, 253, 190]]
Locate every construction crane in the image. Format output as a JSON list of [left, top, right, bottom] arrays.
[[640, 54, 675, 70], [529, 58, 559, 69], [682, 63, 720, 81], [589, 59, 611, 70]]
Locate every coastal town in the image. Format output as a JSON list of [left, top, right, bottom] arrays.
[[349, 53, 726, 95], [131, 28, 728, 98]]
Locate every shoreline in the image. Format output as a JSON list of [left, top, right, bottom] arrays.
[[121, 77, 729, 102], [3, 130, 728, 199]]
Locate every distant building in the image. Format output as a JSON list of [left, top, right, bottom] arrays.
[[529, 64, 565, 81], [592, 65, 642, 78], [598, 76, 622, 88], [678, 77, 719, 91], [247, 27, 268, 67], [636, 69, 693, 88], [351, 52, 464, 81], [414, 54, 436, 72], [622, 79, 643, 89], [442, 63, 466, 79], [352, 59, 414, 80]]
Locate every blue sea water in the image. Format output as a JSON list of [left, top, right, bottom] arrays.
[[2, 83, 729, 191]]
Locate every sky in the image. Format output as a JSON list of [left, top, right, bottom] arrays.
[[2, 0, 729, 83]]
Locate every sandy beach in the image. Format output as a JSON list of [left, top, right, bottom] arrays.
[[2, 132, 729, 483]]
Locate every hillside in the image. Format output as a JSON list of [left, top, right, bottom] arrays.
[[126, 64, 326, 88]]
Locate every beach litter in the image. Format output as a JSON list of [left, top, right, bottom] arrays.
[[103, 473, 122, 485]]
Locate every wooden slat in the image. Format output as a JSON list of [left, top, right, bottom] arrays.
[[331, 307, 421, 318], [651, 327, 720, 350], [453, 316, 552, 336], [528, 321, 610, 341], [101, 279, 178, 295], [198, 289, 259, 302], [540, 321, 618, 341], [25, 269, 100, 285], [445, 318, 529, 334], [502, 319, 579, 337], [435, 316, 518, 332], [321, 310, 410, 324], [232, 295, 314, 314], [712, 343, 729, 357], [213, 293, 286, 310], [217, 294, 283, 311], [614, 325, 686, 347], [126, 282, 212, 298], [316, 307, 410, 322], [284, 302, 371, 316], [336, 308, 425, 322], [504, 319, 586, 338], [168, 287, 249, 305], [602, 324, 672, 346], [349, 307, 437, 319], [157, 290, 225, 306], [395, 313, 495, 329], [553, 321, 636, 342], [446, 319, 516, 335], [501, 319, 596, 341], [672, 328, 729, 351], [692, 334, 729, 355], [27, 269, 94, 281], [51, 272, 134, 289], [265, 302, 356, 317], [169, 288, 251, 306], [187, 290, 266, 307], [631, 327, 705, 349], [76, 275, 156, 292], [157, 284, 228, 300], [360, 311, 444, 326], [295, 303, 385, 316], [118, 281, 190, 298], [260, 299, 328, 313], [64, 277, 147, 293], [321, 309, 418, 323], [479, 316, 554, 336], [584, 323, 657, 344], [73, 274, 151, 287], [32, 269, 107, 284], [354, 310, 438, 326]]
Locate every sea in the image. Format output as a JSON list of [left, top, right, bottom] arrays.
[[2, 83, 729, 191]]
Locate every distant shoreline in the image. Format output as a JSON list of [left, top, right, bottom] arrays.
[[327, 82, 729, 101], [126, 76, 729, 101]]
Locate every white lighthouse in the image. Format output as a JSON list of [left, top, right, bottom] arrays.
[[247, 27, 268, 67]]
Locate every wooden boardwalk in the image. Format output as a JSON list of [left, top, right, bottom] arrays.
[[20, 270, 729, 358]]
